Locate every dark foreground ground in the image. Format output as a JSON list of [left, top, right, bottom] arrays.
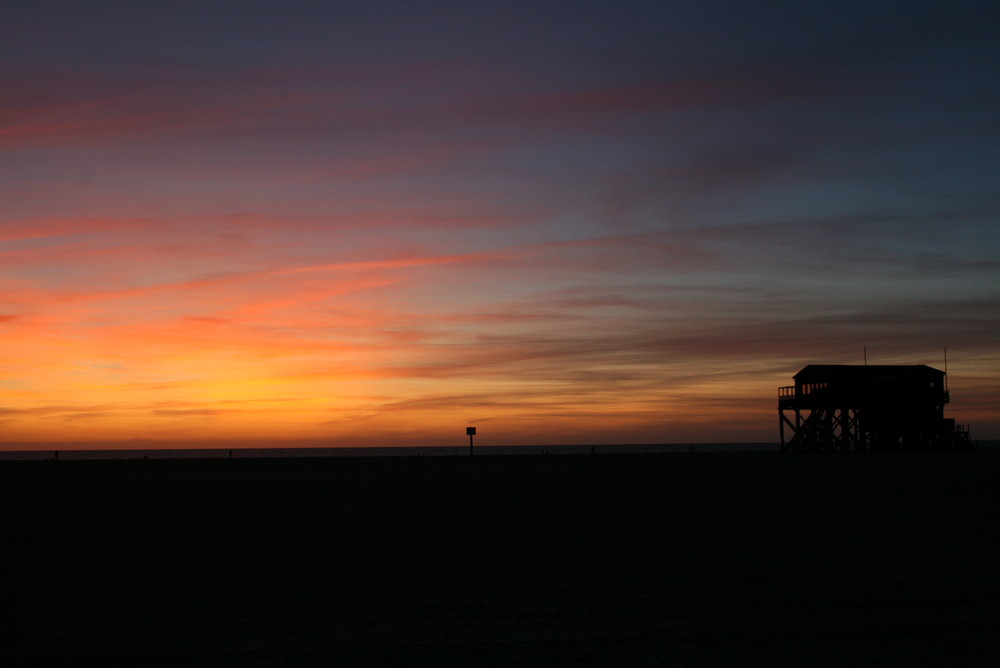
[[2, 452, 998, 666]]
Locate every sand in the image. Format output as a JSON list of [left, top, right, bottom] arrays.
[[2, 452, 998, 666]]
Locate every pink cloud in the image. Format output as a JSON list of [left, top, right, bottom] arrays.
[[0, 217, 140, 243], [0, 72, 322, 147]]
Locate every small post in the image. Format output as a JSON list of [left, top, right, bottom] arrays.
[[466, 427, 476, 457]]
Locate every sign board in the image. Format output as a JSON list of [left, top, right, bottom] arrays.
[[466, 427, 476, 436]]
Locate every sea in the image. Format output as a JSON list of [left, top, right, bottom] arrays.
[[0, 442, 782, 460]]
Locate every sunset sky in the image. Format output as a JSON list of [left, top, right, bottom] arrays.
[[3, 1, 998, 448]]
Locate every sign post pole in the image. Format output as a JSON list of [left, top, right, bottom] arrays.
[[466, 427, 476, 457]]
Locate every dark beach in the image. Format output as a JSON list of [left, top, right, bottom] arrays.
[[2, 451, 998, 666]]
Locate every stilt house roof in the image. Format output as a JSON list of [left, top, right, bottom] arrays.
[[793, 364, 944, 384]]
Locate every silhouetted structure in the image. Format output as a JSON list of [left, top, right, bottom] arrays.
[[778, 365, 971, 452]]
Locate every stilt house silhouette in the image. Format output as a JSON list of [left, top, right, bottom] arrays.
[[778, 365, 971, 452]]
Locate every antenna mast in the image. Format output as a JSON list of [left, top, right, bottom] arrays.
[[944, 346, 948, 392]]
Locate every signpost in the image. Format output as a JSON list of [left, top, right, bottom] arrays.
[[466, 427, 476, 457]]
